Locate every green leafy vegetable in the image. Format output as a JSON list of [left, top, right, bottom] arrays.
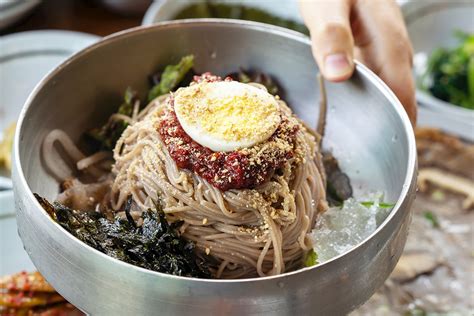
[[304, 249, 318, 267], [86, 55, 195, 150], [86, 87, 138, 150], [35, 194, 210, 278], [422, 31, 474, 109], [148, 55, 195, 101], [360, 201, 395, 209], [119, 87, 138, 116], [423, 211, 440, 228]]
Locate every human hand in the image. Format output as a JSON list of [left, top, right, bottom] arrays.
[[298, 0, 417, 124]]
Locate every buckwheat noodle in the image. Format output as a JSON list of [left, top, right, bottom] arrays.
[[43, 83, 328, 279]]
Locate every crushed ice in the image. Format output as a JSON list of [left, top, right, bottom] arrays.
[[311, 192, 392, 263]]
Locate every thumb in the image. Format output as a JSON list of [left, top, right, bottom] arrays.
[[299, 0, 355, 82]]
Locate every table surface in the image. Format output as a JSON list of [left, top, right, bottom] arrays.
[[1, 0, 143, 37]]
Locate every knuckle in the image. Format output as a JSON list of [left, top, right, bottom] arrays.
[[390, 37, 413, 63], [318, 21, 351, 39]]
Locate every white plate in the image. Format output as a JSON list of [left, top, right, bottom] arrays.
[[0, 30, 100, 187], [0, 30, 99, 276], [0, 0, 40, 30], [0, 190, 36, 275], [0, 30, 100, 133]]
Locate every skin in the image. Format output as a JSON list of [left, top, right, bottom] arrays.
[[299, 0, 417, 124]]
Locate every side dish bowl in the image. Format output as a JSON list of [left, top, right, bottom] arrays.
[[142, 0, 303, 27], [12, 20, 416, 315], [402, 0, 474, 123]]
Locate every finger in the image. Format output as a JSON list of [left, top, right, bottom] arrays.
[[354, 0, 417, 124], [355, 46, 417, 124], [298, 0, 355, 82], [380, 60, 417, 124]]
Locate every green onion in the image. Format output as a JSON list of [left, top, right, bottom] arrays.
[[360, 201, 395, 208], [304, 249, 318, 267]]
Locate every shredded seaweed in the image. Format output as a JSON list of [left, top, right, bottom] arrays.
[[35, 194, 211, 278]]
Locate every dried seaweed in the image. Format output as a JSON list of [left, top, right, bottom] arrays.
[[35, 194, 210, 278]]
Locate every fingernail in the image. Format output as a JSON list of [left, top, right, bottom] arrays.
[[324, 54, 352, 80]]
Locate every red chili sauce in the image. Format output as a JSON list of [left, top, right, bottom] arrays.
[[157, 73, 298, 191]]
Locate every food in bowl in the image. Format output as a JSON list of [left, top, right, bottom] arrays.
[[172, 1, 308, 35], [35, 55, 392, 279], [13, 21, 416, 314], [419, 31, 474, 110]]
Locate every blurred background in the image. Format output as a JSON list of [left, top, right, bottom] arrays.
[[0, 0, 472, 315]]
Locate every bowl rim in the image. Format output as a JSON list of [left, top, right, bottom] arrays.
[[417, 90, 474, 116], [14, 19, 417, 284]]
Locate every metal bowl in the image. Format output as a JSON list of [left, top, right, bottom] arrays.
[[13, 20, 416, 315]]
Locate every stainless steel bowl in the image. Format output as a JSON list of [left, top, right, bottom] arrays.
[[13, 20, 416, 315]]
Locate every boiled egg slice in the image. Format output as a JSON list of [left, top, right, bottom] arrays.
[[173, 81, 281, 152]]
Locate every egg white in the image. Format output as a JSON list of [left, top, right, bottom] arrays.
[[174, 81, 281, 152]]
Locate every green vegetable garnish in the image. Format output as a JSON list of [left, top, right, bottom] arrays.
[[86, 87, 138, 150], [422, 31, 474, 109], [87, 55, 195, 150], [360, 201, 395, 208], [423, 211, 440, 228], [118, 87, 137, 116], [304, 249, 318, 267], [148, 55, 195, 101]]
